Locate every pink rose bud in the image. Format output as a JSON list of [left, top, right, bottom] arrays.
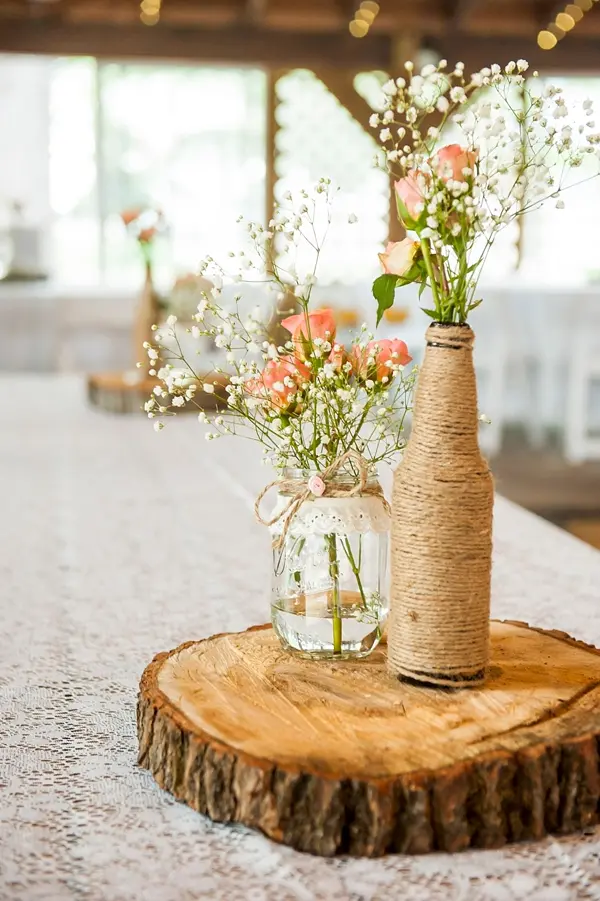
[[259, 356, 311, 411], [120, 207, 142, 226], [308, 474, 326, 497], [327, 343, 346, 371], [281, 308, 337, 361], [394, 170, 429, 223], [432, 144, 478, 183], [352, 338, 412, 383], [378, 238, 419, 277]]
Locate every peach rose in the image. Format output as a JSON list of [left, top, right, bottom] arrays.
[[121, 208, 142, 226], [138, 226, 157, 244], [378, 238, 419, 277], [259, 356, 310, 411], [328, 343, 346, 371], [394, 171, 429, 222], [353, 338, 412, 383], [281, 308, 337, 360], [432, 144, 478, 183]]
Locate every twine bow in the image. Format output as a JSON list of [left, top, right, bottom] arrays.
[[255, 450, 391, 549]]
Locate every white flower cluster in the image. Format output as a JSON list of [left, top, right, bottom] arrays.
[[143, 186, 415, 472], [370, 58, 600, 322]]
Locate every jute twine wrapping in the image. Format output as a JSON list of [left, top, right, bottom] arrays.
[[388, 323, 493, 688], [255, 450, 390, 549]]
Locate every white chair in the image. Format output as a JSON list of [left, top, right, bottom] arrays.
[[503, 288, 576, 448], [565, 292, 600, 462]]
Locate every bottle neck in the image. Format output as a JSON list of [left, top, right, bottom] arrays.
[[408, 323, 482, 459]]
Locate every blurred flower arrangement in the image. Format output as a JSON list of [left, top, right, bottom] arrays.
[[144, 181, 415, 475], [370, 59, 600, 323], [120, 207, 166, 271]]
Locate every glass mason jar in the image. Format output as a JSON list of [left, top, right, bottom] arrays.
[[270, 468, 390, 659]]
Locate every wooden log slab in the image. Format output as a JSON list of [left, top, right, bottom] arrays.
[[87, 371, 229, 414], [137, 621, 600, 857], [87, 371, 159, 414]]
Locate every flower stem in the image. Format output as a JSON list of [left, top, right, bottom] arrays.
[[341, 536, 367, 608], [327, 534, 342, 654], [420, 237, 444, 320]]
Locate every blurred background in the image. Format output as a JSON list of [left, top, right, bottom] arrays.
[[1, 0, 600, 544]]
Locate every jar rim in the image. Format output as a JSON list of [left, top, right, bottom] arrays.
[[281, 464, 380, 491]]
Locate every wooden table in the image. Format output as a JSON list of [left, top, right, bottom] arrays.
[[2, 374, 600, 900]]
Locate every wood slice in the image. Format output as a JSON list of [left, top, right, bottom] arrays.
[[87, 371, 158, 414], [137, 620, 600, 857], [87, 371, 229, 414]]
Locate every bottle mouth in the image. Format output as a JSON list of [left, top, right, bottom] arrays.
[[430, 321, 472, 329], [427, 321, 474, 350]]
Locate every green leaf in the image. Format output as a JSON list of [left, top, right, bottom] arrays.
[[421, 308, 438, 319], [395, 193, 414, 229], [418, 281, 427, 299], [468, 298, 483, 311], [372, 274, 399, 325]]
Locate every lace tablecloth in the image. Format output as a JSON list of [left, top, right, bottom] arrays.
[[3, 375, 600, 901]]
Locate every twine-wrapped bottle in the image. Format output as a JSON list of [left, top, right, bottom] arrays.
[[387, 322, 493, 687]]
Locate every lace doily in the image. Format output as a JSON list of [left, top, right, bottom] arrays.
[[3, 376, 600, 901], [269, 494, 391, 537]]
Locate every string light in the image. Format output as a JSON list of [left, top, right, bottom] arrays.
[[537, 0, 592, 49], [548, 22, 566, 37], [349, 1, 380, 38], [565, 4, 584, 20], [349, 18, 369, 37], [140, 0, 161, 25], [555, 11, 576, 29], [356, 8, 376, 24], [537, 30, 558, 49]]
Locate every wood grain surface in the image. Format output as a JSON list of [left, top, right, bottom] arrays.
[[138, 621, 600, 857]]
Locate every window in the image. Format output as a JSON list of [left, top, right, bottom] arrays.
[[519, 77, 600, 286], [274, 69, 389, 287], [49, 59, 267, 287], [4, 55, 598, 291]]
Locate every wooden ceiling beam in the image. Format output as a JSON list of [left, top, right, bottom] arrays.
[[244, 0, 269, 25], [333, 0, 357, 18], [1, 18, 600, 72], [450, 0, 486, 27], [65, 2, 240, 26], [536, 1, 562, 27], [434, 31, 600, 70], [0, 19, 392, 66]]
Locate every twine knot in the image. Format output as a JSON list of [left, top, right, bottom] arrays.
[[255, 450, 390, 549]]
